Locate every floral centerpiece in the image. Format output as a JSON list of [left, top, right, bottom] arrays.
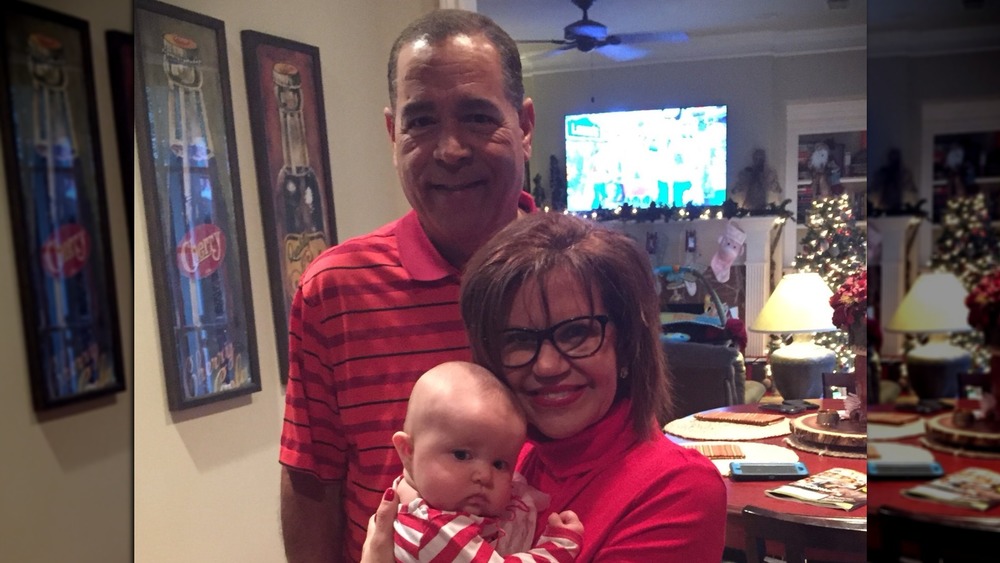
[[966, 268, 1000, 347], [830, 269, 867, 351], [830, 269, 867, 422], [966, 268, 1000, 422]]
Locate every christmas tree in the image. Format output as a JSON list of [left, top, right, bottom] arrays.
[[794, 194, 867, 369], [930, 194, 999, 370]]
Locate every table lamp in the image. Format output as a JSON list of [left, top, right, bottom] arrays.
[[885, 271, 971, 399], [749, 272, 837, 399]]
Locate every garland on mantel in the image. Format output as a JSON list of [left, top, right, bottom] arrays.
[[867, 198, 929, 219], [557, 198, 794, 223]]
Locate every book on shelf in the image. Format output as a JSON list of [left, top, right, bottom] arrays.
[[901, 467, 1000, 512], [765, 467, 867, 512]]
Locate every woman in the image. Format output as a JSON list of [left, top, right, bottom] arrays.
[[367, 212, 726, 561]]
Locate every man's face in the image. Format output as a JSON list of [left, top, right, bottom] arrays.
[[385, 34, 534, 260]]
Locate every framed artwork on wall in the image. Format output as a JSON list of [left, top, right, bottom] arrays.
[[0, 1, 126, 410], [135, 0, 261, 410], [241, 30, 337, 384], [105, 29, 133, 249]]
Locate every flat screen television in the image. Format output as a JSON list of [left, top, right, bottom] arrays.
[[564, 105, 727, 213]]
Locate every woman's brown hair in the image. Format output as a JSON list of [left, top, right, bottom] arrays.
[[460, 212, 672, 440]]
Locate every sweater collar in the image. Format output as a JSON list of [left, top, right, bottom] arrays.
[[527, 400, 639, 479]]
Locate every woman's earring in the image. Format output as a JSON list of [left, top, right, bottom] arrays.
[[618, 367, 629, 380]]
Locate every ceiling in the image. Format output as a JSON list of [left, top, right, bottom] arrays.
[[473, 0, 1000, 75]]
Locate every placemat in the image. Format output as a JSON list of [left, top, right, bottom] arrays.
[[682, 441, 800, 476], [866, 442, 935, 463], [868, 419, 925, 441], [664, 415, 791, 441]]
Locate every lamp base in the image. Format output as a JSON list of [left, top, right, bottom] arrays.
[[905, 342, 972, 399], [769, 340, 837, 400]]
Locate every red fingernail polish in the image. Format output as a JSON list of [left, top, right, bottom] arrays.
[[384, 488, 394, 501]]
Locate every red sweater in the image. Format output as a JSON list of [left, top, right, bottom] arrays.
[[517, 400, 727, 562]]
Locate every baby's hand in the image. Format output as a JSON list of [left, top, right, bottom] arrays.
[[548, 510, 584, 536]]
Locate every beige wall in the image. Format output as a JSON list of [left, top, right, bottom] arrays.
[[133, 1, 432, 561], [0, 0, 133, 561]]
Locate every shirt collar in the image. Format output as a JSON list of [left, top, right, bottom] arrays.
[[397, 191, 537, 282]]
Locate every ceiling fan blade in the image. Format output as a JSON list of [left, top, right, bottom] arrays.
[[596, 43, 648, 62], [614, 30, 689, 44], [538, 46, 575, 59], [517, 39, 569, 45]]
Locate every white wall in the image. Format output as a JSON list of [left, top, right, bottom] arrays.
[[0, 0, 133, 561], [133, 1, 433, 561]]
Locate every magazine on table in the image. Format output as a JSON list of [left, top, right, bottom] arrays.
[[902, 467, 1000, 512], [765, 467, 867, 511]]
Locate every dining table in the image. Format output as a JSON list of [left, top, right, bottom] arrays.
[[865, 399, 1000, 556], [666, 398, 1000, 559], [663, 399, 866, 556]]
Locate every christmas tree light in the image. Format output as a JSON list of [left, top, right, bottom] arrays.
[[789, 194, 867, 369], [930, 194, 1000, 370]]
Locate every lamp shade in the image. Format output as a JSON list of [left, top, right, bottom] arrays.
[[750, 272, 837, 334], [885, 272, 971, 334]]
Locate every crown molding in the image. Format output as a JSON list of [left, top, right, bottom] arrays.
[[869, 25, 1000, 58]]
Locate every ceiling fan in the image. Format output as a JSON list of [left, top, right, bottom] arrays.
[[516, 0, 688, 61]]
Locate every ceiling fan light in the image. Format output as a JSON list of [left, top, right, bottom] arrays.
[[566, 20, 607, 41]]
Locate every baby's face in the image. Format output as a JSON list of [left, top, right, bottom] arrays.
[[407, 404, 524, 516]]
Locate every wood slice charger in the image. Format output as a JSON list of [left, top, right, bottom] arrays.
[[788, 411, 867, 456], [925, 413, 1000, 452]]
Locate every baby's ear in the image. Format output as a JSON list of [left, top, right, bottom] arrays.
[[392, 431, 414, 465]]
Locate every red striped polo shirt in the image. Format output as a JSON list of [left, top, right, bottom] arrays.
[[280, 193, 534, 561]]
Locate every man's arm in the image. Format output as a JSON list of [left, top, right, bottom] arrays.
[[281, 466, 346, 563]]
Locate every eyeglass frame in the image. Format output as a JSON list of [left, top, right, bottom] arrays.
[[498, 314, 610, 368]]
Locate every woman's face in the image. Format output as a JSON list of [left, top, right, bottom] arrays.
[[501, 270, 619, 440]]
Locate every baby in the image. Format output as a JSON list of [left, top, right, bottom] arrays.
[[391, 361, 583, 562]]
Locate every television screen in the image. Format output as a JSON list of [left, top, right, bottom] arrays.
[[564, 105, 727, 213]]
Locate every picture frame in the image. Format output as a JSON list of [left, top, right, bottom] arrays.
[[105, 29, 133, 249], [241, 30, 337, 383], [135, 0, 261, 410], [0, 1, 126, 410]]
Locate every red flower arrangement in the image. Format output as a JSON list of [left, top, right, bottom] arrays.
[[966, 268, 1000, 335], [830, 269, 867, 331]]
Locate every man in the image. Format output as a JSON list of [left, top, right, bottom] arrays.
[[279, 9, 535, 562]]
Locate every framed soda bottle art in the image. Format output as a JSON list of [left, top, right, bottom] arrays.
[[136, 0, 261, 410], [241, 30, 337, 384], [0, 1, 126, 410]]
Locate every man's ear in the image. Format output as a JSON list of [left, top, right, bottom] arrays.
[[392, 431, 413, 467], [384, 108, 399, 168], [520, 98, 535, 160], [384, 108, 396, 143]]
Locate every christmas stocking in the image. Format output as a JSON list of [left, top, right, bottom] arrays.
[[710, 220, 746, 283]]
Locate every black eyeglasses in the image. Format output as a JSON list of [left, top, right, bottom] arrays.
[[499, 315, 610, 368]]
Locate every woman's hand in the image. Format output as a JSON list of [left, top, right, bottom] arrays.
[[360, 488, 399, 563]]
